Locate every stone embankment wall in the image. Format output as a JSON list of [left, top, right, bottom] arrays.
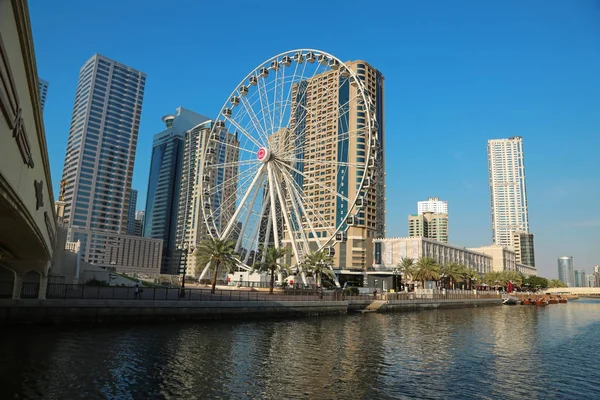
[[0, 299, 348, 325], [0, 297, 504, 325]]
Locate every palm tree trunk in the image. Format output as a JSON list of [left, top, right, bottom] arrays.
[[269, 269, 274, 295], [211, 261, 220, 294]]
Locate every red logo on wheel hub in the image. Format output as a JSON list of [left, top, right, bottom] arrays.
[[257, 147, 267, 161]]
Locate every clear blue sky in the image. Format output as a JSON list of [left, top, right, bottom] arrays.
[[30, 0, 600, 279]]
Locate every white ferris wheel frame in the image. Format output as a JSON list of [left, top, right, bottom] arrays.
[[198, 48, 377, 279]]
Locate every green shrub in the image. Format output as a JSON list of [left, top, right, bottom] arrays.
[[85, 278, 109, 287], [344, 287, 359, 296]]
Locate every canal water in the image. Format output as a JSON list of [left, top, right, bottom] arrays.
[[1, 299, 599, 399]]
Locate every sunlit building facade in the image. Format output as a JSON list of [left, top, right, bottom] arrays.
[[289, 60, 385, 273], [175, 121, 239, 277], [143, 107, 209, 273], [487, 137, 530, 248]]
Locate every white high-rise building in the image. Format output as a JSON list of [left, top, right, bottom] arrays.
[[61, 54, 147, 266], [487, 137, 529, 248], [417, 197, 448, 214]]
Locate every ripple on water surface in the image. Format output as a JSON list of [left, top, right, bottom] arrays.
[[1, 300, 599, 399]]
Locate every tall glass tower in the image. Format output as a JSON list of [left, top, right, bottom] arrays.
[[557, 256, 574, 287], [143, 107, 209, 274], [487, 137, 529, 248], [61, 54, 146, 261], [126, 189, 138, 235]]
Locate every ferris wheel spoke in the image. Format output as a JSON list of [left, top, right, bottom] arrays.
[[280, 167, 318, 251], [207, 162, 259, 197], [271, 163, 301, 265], [266, 163, 280, 249], [278, 58, 300, 129], [281, 166, 333, 234], [222, 164, 267, 240], [276, 159, 350, 203], [256, 75, 275, 138], [237, 94, 271, 146], [209, 170, 258, 223], [234, 177, 263, 254], [224, 115, 265, 150], [206, 158, 257, 171]]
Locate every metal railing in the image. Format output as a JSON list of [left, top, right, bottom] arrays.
[[42, 283, 344, 302], [0, 282, 502, 303]]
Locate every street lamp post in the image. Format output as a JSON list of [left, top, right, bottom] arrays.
[[177, 243, 189, 298], [392, 268, 398, 292]]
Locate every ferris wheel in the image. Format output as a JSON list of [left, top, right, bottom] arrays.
[[198, 49, 377, 284]]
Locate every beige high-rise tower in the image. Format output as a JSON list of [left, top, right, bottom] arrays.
[[289, 60, 385, 273]]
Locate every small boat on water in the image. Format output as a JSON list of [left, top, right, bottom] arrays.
[[548, 297, 559, 304], [521, 298, 532, 305], [503, 296, 520, 305], [558, 297, 567, 304], [534, 298, 548, 306]]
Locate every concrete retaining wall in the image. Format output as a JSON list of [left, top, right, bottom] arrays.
[[0, 297, 503, 325], [348, 298, 503, 312], [0, 299, 348, 325]]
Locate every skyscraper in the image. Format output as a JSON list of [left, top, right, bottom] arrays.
[[512, 231, 535, 267], [126, 189, 138, 235], [574, 269, 586, 288], [133, 210, 145, 237], [38, 78, 48, 112], [408, 212, 448, 243], [487, 137, 530, 248], [557, 256, 574, 287], [417, 197, 448, 214], [409, 197, 449, 243], [289, 60, 385, 272], [143, 107, 209, 273], [174, 121, 239, 277], [61, 54, 146, 264]]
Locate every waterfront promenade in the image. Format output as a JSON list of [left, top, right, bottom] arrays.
[[0, 284, 502, 325]]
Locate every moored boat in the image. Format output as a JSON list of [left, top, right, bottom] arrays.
[[521, 298, 532, 305], [534, 298, 548, 306], [503, 296, 519, 305], [548, 298, 559, 304], [558, 298, 567, 304]]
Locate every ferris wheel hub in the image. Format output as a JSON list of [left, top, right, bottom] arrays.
[[257, 147, 271, 163]]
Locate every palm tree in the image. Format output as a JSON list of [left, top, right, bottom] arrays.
[[483, 271, 502, 288], [548, 278, 566, 288], [413, 257, 441, 289], [195, 238, 239, 294], [251, 246, 291, 294], [461, 268, 480, 290], [441, 262, 464, 290], [397, 257, 415, 291], [301, 250, 335, 294], [501, 270, 523, 287]]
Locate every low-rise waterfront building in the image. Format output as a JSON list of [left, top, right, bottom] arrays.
[[368, 237, 493, 291], [467, 244, 537, 276], [68, 227, 162, 274]]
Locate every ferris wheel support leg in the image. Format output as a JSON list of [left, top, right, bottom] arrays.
[[234, 171, 263, 253], [222, 164, 266, 240], [266, 164, 280, 248], [198, 262, 212, 282], [333, 270, 341, 288], [301, 271, 308, 287]]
